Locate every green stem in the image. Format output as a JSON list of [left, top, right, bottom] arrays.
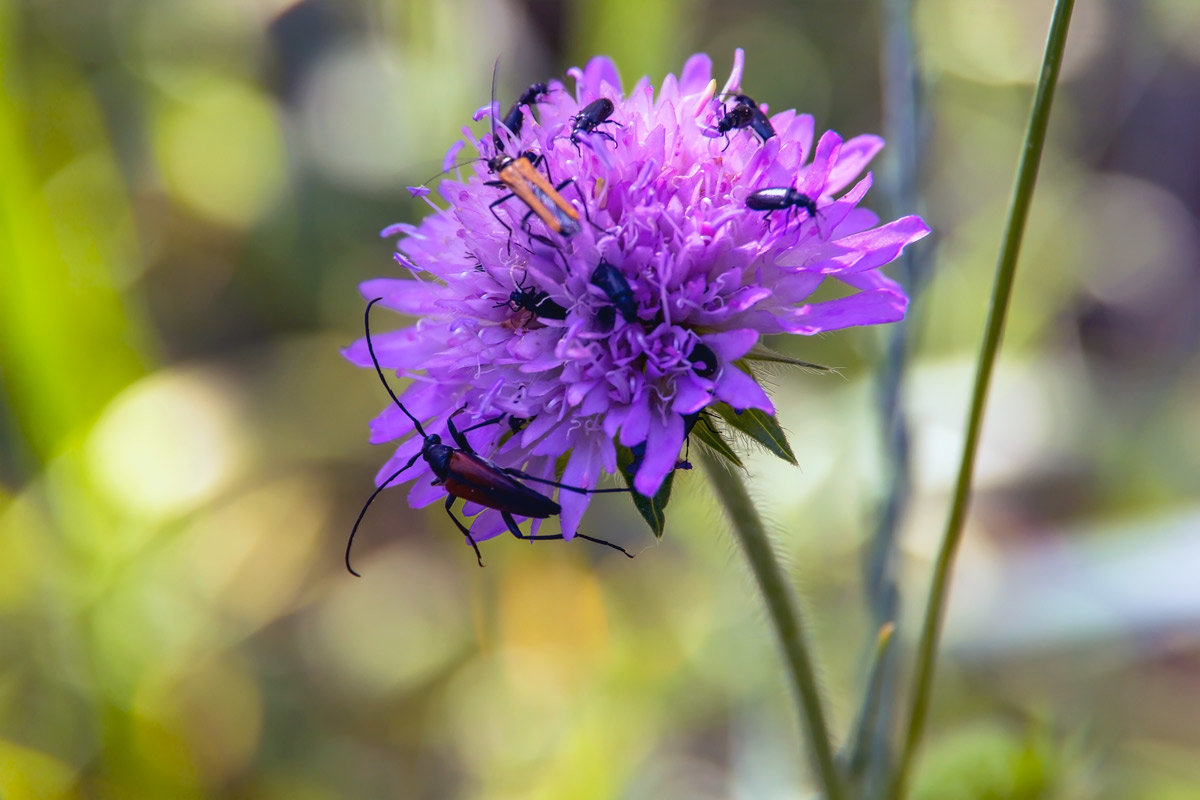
[[889, 1, 1076, 798], [700, 451, 843, 800]]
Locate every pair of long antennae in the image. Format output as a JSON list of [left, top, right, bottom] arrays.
[[350, 297, 635, 574], [346, 298, 431, 575]]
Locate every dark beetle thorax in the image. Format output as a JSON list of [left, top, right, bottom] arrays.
[[423, 438, 455, 480], [723, 104, 755, 131]]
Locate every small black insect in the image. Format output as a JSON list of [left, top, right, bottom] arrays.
[[590, 260, 637, 325], [688, 342, 719, 378], [712, 103, 754, 148], [501, 276, 569, 321], [346, 298, 634, 574], [709, 93, 776, 150], [745, 187, 821, 233], [727, 94, 775, 143], [569, 98, 620, 153], [494, 82, 551, 151]]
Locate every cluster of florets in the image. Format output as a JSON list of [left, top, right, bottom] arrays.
[[345, 49, 929, 547]]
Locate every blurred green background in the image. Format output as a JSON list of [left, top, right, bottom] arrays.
[[4, 0, 1200, 797]]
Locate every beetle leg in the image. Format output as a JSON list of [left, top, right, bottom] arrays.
[[809, 208, 826, 240], [455, 415, 506, 436], [527, 229, 558, 249], [574, 533, 634, 558], [516, 215, 559, 249], [488, 195, 517, 252], [503, 512, 633, 558], [447, 412, 505, 451], [519, 206, 537, 233], [445, 495, 484, 567], [576, 131, 618, 155], [500, 468, 631, 496], [528, 152, 550, 182], [554, 178, 603, 235], [444, 411, 468, 451]]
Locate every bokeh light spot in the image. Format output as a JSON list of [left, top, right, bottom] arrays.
[[86, 369, 245, 519], [177, 476, 326, 632], [497, 558, 609, 690], [154, 80, 285, 227], [297, 44, 414, 191], [306, 548, 471, 696], [1077, 173, 1199, 309]]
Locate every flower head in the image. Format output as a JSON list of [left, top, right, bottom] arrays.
[[345, 49, 929, 545]]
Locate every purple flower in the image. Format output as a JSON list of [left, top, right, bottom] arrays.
[[345, 49, 929, 545]]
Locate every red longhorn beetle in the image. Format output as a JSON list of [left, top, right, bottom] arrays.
[[346, 297, 633, 575]]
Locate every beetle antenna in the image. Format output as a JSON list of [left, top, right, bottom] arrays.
[[511, 263, 529, 290], [365, 297, 427, 438], [413, 156, 487, 191], [809, 204, 827, 240], [489, 56, 502, 153], [346, 454, 422, 576]]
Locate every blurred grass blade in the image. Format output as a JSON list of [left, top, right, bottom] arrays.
[[890, 1, 1077, 797], [0, 20, 150, 461], [839, 622, 896, 782]]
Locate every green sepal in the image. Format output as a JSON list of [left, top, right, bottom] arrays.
[[713, 403, 798, 465], [616, 445, 674, 538], [690, 414, 744, 468], [744, 343, 836, 374]]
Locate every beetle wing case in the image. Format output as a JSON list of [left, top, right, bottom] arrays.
[[442, 451, 561, 518]]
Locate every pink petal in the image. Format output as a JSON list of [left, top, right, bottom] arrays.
[[784, 289, 908, 334], [558, 441, 601, 538], [703, 329, 759, 361], [826, 135, 885, 193], [715, 367, 774, 414], [679, 53, 713, 94], [633, 413, 685, 496]]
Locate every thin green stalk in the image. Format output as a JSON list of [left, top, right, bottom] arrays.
[[889, 2, 1076, 798], [700, 451, 843, 800]]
